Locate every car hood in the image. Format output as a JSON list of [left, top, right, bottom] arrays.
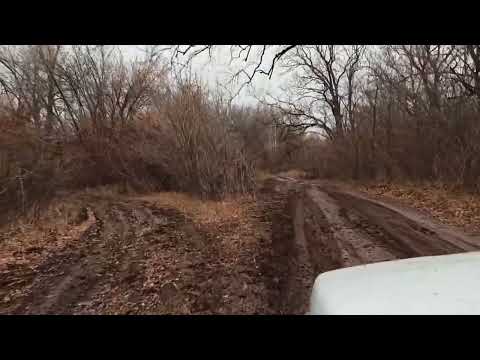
[[309, 251, 480, 315]]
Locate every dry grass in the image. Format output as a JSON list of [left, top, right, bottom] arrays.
[[133, 191, 266, 277], [257, 169, 307, 183], [1, 187, 271, 313], [360, 182, 480, 233], [0, 188, 252, 277], [133, 192, 253, 227], [276, 169, 307, 179], [0, 184, 109, 291], [0, 199, 95, 281], [256, 170, 274, 182]]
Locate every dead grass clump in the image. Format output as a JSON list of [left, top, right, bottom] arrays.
[[134, 192, 250, 227], [256, 171, 274, 182], [277, 169, 307, 179], [361, 182, 480, 233]]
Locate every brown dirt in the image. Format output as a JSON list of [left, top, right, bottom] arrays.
[[0, 192, 279, 314], [2, 177, 479, 315], [359, 182, 480, 235], [255, 176, 480, 314], [255, 178, 313, 314]]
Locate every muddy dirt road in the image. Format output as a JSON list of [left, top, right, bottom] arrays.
[[1, 197, 273, 314], [266, 176, 480, 313], [1, 176, 479, 314]]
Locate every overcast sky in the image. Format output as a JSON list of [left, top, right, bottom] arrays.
[[119, 45, 290, 106]]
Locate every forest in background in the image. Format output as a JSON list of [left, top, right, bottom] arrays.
[[1, 45, 480, 220]]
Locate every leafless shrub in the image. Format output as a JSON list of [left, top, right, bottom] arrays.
[[0, 46, 260, 221], [152, 77, 256, 198]]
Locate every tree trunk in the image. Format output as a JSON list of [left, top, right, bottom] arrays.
[[353, 138, 360, 180], [370, 87, 379, 179], [385, 101, 393, 182]]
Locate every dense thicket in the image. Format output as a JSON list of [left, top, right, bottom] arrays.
[[265, 46, 480, 188]]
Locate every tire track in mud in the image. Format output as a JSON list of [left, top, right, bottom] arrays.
[[265, 177, 480, 313], [306, 187, 398, 267], [8, 199, 212, 314], [4, 194, 276, 315], [325, 190, 476, 258], [10, 202, 158, 314], [257, 181, 315, 314]]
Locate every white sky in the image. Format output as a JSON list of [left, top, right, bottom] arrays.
[[119, 45, 290, 106]]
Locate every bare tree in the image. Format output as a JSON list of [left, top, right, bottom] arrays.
[[450, 45, 480, 106], [161, 45, 297, 98], [261, 46, 366, 141]]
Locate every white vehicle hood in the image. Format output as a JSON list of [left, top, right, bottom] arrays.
[[309, 251, 480, 315]]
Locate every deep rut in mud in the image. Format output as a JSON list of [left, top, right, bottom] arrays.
[[8, 202, 181, 314], [262, 177, 480, 314], [2, 197, 274, 315]]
